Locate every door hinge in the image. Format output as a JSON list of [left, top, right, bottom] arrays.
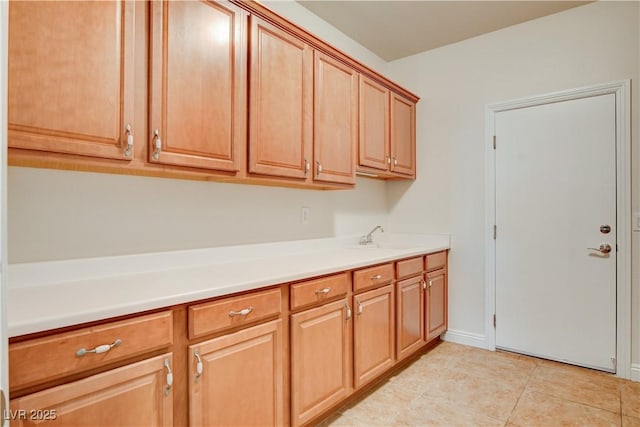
[[493, 314, 496, 328], [493, 225, 497, 240], [493, 135, 496, 149]]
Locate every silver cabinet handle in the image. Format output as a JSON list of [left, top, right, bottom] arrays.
[[345, 303, 352, 320], [421, 280, 427, 290], [194, 349, 203, 382], [386, 156, 391, 165], [316, 161, 323, 174], [428, 280, 433, 289], [304, 158, 310, 175], [393, 157, 398, 166], [356, 299, 363, 315], [315, 287, 331, 295], [164, 358, 173, 395], [371, 274, 383, 280], [588, 243, 612, 254], [152, 128, 162, 160], [229, 306, 254, 317], [76, 339, 122, 357], [124, 124, 134, 157]]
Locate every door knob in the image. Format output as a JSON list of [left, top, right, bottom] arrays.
[[588, 243, 612, 254]]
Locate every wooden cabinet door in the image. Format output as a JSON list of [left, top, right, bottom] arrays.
[[8, 1, 135, 160], [390, 92, 416, 177], [249, 15, 313, 179], [149, 0, 244, 171], [353, 284, 395, 388], [426, 270, 447, 342], [9, 354, 173, 427], [291, 298, 352, 427], [188, 319, 283, 427], [313, 52, 357, 185], [358, 75, 390, 172], [396, 276, 425, 361]]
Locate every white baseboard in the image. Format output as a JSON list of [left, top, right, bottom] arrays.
[[442, 329, 487, 349], [631, 363, 640, 382]]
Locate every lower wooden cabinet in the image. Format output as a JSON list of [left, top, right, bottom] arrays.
[[426, 269, 447, 342], [396, 276, 426, 361], [188, 319, 283, 427], [7, 251, 447, 427], [9, 353, 174, 427], [290, 298, 352, 427], [353, 284, 395, 389]]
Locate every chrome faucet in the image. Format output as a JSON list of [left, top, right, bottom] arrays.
[[360, 225, 384, 245]]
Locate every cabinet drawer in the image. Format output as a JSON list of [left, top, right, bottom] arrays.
[[396, 256, 424, 279], [189, 288, 281, 339], [9, 311, 173, 391], [426, 251, 447, 272], [353, 263, 394, 292], [290, 273, 350, 310]]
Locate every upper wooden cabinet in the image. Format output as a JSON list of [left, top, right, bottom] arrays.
[[8, 1, 135, 160], [358, 76, 417, 179], [248, 15, 313, 179], [313, 52, 358, 185], [149, 0, 245, 172], [8, 0, 418, 188], [358, 76, 390, 172], [390, 92, 416, 177]]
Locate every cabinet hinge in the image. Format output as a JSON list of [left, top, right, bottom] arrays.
[[493, 135, 496, 149], [493, 314, 496, 328], [493, 225, 497, 240]]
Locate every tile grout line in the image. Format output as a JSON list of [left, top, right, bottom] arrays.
[[504, 361, 540, 426], [524, 363, 624, 416]]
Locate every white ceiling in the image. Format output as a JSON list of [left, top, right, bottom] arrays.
[[296, 1, 591, 61]]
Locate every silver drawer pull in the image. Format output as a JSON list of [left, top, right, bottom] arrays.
[[164, 358, 173, 395], [371, 274, 383, 280], [356, 299, 363, 315], [421, 280, 427, 290], [194, 349, 203, 382], [345, 303, 352, 320], [229, 306, 254, 317], [76, 339, 122, 357], [315, 287, 331, 295], [429, 280, 433, 289]]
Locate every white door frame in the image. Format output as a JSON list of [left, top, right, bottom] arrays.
[[484, 80, 631, 379]]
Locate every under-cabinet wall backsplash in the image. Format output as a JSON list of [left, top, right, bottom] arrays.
[[8, 167, 389, 263]]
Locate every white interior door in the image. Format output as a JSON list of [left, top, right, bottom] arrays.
[[494, 93, 617, 372]]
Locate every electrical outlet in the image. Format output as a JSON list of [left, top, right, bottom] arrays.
[[301, 207, 310, 225]]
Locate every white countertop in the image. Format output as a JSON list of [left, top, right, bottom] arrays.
[[7, 233, 449, 337]]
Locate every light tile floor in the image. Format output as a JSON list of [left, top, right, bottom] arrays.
[[322, 342, 640, 427]]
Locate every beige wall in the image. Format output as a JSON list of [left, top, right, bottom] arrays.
[[8, 168, 389, 262], [7, 0, 390, 263], [385, 1, 640, 367]]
